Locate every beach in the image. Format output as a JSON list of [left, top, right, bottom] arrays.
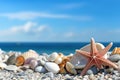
[[0, 47, 120, 80]]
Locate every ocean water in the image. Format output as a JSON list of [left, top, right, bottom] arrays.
[[0, 42, 120, 55]]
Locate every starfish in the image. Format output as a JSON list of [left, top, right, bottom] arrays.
[[76, 38, 118, 76]]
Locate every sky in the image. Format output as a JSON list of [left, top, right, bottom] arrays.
[[0, 0, 120, 42]]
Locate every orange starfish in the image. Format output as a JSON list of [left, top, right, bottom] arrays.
[[76, 38, 118, 76]]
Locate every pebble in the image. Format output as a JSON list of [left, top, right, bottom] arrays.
[[89, 74, 96, 80], [35, 66, 47, 73], [45, 72, 54, 78], [108, 54, 120, 62]]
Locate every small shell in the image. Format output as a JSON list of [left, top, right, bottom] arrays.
[[16, 56, 25, 66], [35, 66, 47, 73], [5, 65, 18, 71], [22, 50, 39, 60], [66, 62, 77, 75], [6, 54, 16, 65], [108, 54, 120, 62], [44, 62, 60, 73], [55, 57, 62, 64], [0, 62, 7, 69], [47, 52, 58, 61], [111, 47, 120, 55], [54, 53, 64, 64], [30, 59, 38, 70]]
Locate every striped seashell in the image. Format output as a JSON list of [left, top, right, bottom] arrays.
[[66, 62, 77, 75], [111, 47, 120, 55], [21, 50, 39, 60]]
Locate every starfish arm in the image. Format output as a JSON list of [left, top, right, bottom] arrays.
[[91, 38, 98, 56], [98, 58, 118, 69], [80, 59, 94, 76], [98, 42, 113, 57], [94, 59, 102, 69], [76, 50, 91, 58]]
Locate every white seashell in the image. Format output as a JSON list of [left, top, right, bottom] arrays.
[[22, 49, 39, 60], [47, 52, 58, 61], [55, 57, 62, 64], [35, 66, 47, 73], [44, 62, 60, 73], [5, 65, 18, 71], [39, 60, 46, 66], [0, 62, 7, 69], [70, 43, 105, 69], [30, 60, 38, 70], [2, 55, 9, 62], [66, 62, 77, 75]]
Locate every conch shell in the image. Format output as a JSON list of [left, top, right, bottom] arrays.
[[16, 50, 39, 66], [111, 47, 120, 55]]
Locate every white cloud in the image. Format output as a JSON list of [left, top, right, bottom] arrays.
[[0, 22, 48, 36], [0, 12, 92, 21]]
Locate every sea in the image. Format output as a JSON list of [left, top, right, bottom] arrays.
[[0, 42, 120, 55]]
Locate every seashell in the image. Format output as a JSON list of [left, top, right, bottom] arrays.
[[6, 54, 16, 65], [65, 62, 77, 75], [70, 43, 105, 69], [108, 54, 120, 62], [16, 55, 25, 66], [54, 53, 64, 64], [111, 47, 120, 55], [16, 50, 39, 66], [29, 59, 38, 70], [44, 62, 60, 73], [47, 52, 58, 61], [35, 66, 47, 73], [0, 62, 7, 69], [58, 57, 70, 74], [22, 49, 39, 60], [5, 65, 18, 71], [2, 55, 9, 62], [24, 58, 36, 65]]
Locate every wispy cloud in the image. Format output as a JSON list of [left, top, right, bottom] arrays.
[[0, 22, 49, 36], [0, 12, 92, 21], [58, 3, 85, 9]]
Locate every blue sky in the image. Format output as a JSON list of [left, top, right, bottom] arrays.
[[0, 0, 120, 42]]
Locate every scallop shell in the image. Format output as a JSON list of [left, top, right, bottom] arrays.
[[66, 62, 77, 75], [21, 50, 39, 60], [70, 43, 105, 69], [6, 54, 16, 65], [111, 47, 120, 55]]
